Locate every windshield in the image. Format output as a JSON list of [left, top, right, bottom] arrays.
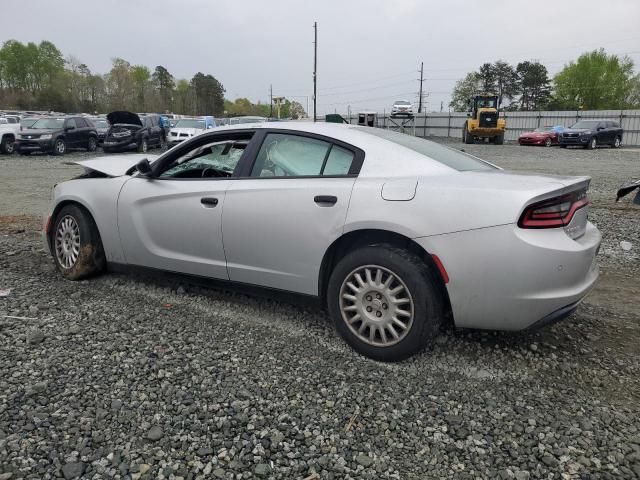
[[534, 127, 553, 132], [395, 101, 411, 105], [357, 127, 497, 171], [91, 119, 108, 128], [571, 120, 600, 129], [476, 98, 497, 108], [32, 118, 65, 129], [173, 119, 205, 129]]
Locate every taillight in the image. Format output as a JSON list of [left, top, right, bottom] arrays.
[[518, 190, 588, 228]]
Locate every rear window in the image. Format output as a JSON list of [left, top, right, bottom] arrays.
[[356, 127, 497, 171]]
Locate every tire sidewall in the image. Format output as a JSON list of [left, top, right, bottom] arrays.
[[54, 138, 66, 155], [327, 246, 443, 361], [52, 205, 104, 280], [138, 138, 148, 153], [87, 136, 97, 152]]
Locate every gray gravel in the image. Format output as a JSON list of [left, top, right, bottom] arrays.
[[1, 142, 639, 479]]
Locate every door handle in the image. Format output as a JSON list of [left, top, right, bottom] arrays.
[[200, 197, 219, 207], [314, 195, 337, 205]]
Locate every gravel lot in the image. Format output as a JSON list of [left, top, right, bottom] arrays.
[[1, 140, 639, 479]]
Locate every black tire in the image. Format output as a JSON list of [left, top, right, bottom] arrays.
[[586, 137, 597, 150], [19, 151, 31, 156], [612, 136, 622, 149], [544, 137, 552, 147], [0, 136, 15, 154], [87, 136, 97, 152], [494, 133, 504, 145], [463, 124, 474, 144], [560, 144, 567, 148], [51, 204, 105, 281], [327, 245, 444, 361], [52, 138, 66, 156], [137, 137, 148, 153]]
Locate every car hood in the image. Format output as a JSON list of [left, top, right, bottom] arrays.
[[520, 131, 550, 137], [107, 111, 142, 127], [72, 154, 159, 177], [171, 127, 201, 135], [563, 128, 591, 134]]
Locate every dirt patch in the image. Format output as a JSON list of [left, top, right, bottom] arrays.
[[0, 214, 42, 234]]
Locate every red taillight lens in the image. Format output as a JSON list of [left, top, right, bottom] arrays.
[[519, 190, 588, 228]]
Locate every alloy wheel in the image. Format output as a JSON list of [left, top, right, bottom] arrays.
[[56, 140, 65, 154], [339, 265, 414, 347], [54, 215, 81, 269]]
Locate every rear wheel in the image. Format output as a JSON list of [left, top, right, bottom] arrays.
[[52, 205, 105, 280], [87, 136, 97, 152], [586, 137, 597, 150], [0, 136, 15, 154], [53, 138, 66, 156], [327, 245, 444, 361]]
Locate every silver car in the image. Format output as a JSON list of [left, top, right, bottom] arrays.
[[44, 122, 601, 361]]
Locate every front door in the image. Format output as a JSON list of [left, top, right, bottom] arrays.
[[64, 118, 81, 147], [117, 133, 252, 278], [223, 131, 362, 295]]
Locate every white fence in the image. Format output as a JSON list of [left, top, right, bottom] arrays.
[[338, 110, 640, 146]]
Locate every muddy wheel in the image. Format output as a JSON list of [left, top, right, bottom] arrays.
[[53, 138, 66, 156], [52, 204, 106, 280]]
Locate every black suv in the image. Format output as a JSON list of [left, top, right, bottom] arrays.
[[103, 111, 164, 153], [15, 116, 98, 155], [559, 119, 623, 149]]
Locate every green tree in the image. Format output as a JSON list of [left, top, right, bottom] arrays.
[[516, 61, 551, 110], [152, 65, 174, 112], [553, 49, 635, 109], [131, 65, 151, 111], [191, 72, 225, 115], [106, 58, 133, 111], [627, 74, 640, 108], [174, 78, 194, 115], [449, 72, 482, 111]]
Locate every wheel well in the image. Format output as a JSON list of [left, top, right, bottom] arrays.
[[2, 133, 15, 141], [318, 229, 452, 320], [48, 201, 102, 249]]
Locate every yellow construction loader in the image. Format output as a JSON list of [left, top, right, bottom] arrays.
[[462, 95, 506, 145]]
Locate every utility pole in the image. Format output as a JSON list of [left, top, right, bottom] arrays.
[[313, 22, 317, 122], [418, 61, 424, 113], [270, 84, 273, 118]]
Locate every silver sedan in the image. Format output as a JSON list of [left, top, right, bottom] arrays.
[[44, 122, 601, 361]]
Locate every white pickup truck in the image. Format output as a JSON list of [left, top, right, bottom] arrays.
[[0, 116, 21, 154]]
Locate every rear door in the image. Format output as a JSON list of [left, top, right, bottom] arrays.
[[222, 130, 363, 295], [64, 118, 81, 147]]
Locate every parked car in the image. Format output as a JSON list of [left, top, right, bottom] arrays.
[[518, 126, 561, 147], [559, 120, 623, 149], [43, 122, 600, 361], [391, 100, 414, 116], [228, 116, 268, 125], [102, 111, 164, 153], [168, 116, 216, 147], [15, 117, 98, 156], [0, 117, 21, 154], [88, 117, 109, 145]]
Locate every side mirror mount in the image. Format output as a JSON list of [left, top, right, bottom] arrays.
[[466, 113, 471, 117], [597, 126, 604, 131], [65, 125, 75, 131], [136, 158, 153, 177]]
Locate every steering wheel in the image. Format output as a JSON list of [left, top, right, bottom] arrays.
[[202, 168, 214, 178]]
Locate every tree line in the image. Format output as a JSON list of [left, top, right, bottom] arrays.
[[449, 49, 640, 111], [0, 39, 305, 118]]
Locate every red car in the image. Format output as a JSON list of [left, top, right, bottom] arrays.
[[518, 126, 559, 147]]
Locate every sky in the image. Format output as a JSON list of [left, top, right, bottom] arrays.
[[3, 0, 640, 115]]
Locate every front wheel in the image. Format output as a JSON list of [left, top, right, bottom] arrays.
[[613, 136, 621, 148], [494, 133, 504, 145], [52, 205, 105, 280], [0, 136, 15, 154], [53, 138, 66, 156], [586, 137, 597, 150], [327, 245, 444, 361], [544, 137, 552, 147], [137, 138, 148, 153]]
